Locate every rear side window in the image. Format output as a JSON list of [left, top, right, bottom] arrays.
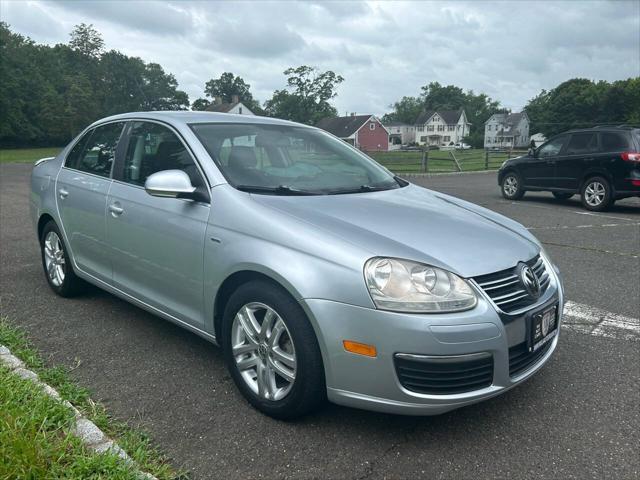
[[566, 133, 598, 155], [600, 132, 629, 152], [65, 122, 125, 178], [122, 121, 204, 188]]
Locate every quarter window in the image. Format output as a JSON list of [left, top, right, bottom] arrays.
[[600, 132, 629, 152], [65, 122, 125, 177], [122, 122, 204, 188], [566, 133, 598, 155]]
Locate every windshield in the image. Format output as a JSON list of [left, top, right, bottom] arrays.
[[190, 123, 402, 195]]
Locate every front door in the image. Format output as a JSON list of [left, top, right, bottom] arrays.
[[521, 134, 568, 188], [55, 122, 126, 282], [106, 121, 211, 327]]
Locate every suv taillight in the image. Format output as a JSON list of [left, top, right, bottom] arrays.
[[621, 152, 640, 162]]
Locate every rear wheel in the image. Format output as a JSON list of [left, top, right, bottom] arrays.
[[40, 221, 86, 297], [581, 176, 613, 211], [552, 192, 574, 200], [501, 172, 525, 200], [222, 280, 326, 419]]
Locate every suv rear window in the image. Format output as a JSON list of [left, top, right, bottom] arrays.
[[600, 132, 629, 152]]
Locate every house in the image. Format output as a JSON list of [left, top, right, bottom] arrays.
[[316, 114, 390, 152], [530, 133, 547, 148], [484, 112, 530, 148], [414, 109, 471, 148], [384, 121, 416, 147], [205, 95, 255, 115]]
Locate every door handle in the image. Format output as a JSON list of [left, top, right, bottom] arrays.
[[58, 188, 69, 199], [108, 203, 124, 216]]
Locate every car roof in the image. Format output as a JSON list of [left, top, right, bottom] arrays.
[[91, 111, 310, 129]]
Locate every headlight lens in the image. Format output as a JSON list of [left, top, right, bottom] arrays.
[[364, 258, 477, 313]]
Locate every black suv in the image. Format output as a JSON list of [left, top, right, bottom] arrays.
[[498, 126, 640, 211]]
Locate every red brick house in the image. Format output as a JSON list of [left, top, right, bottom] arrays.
[[316, 114, 390, 152]]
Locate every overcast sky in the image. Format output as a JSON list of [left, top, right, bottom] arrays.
[[2, 0, 639, 116]]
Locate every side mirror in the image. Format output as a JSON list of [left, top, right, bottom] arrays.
[[528, 148, 535, 157], [145, 170, 196, 199]]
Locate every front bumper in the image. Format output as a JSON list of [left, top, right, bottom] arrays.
[[301, 268, 564, 416]]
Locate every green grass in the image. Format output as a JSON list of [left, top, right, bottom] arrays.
[[0, 317, 185, 479], [369, 148, 526, 174], [0, 147, 62, 164]]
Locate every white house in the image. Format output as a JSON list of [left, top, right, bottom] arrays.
[[414, 109, 471, 147], [530, 133, 547, 148], [484, 112, 530, 148], [206, 95, 255, 115], [383, 121, 415, 147]]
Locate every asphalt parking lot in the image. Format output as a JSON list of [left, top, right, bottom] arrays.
[[1, 162, 638, 479]]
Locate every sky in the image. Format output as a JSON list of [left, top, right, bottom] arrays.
[[2, 0, 639, 116]]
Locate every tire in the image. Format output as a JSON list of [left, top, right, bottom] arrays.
[[552, 192, 574, 200], [221, 280, 326, 420], [40, 221, 86, 297], [501, 171, 525, 200], [581, 176, 613, 211]]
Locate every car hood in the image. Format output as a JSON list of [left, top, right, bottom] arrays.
[[250, 184, 539, 278]]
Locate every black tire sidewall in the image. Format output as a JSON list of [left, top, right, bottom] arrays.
[[40, 221, 82, 297], [501, 171, 524, 200], [581, 176, 612, 211], [221, 280, 326, 419]]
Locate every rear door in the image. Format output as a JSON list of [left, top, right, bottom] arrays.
[[555, 132, 599, 190], [521, 135, 568, 188], [598, 131, 635, 192], [106, 120, 211, 327], [56, 121, 126, 283]]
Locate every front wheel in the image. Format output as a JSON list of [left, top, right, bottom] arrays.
[[552, 192, 574, 200], [222, 280, 326, 419], [501, 172, 525, 200], [581, 176, 613, 211]]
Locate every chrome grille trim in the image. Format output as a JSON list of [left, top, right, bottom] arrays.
[[472, 254, 552, 314]]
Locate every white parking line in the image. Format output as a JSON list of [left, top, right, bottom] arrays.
[[527, 223, 640, 231], [571, 211, 638, 223], [562, 300, 640, 341]]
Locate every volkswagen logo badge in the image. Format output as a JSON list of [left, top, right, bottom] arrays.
[[519, 263, 541, 298]]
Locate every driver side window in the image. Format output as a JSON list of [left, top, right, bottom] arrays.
[[538, 136, 567, 158], [122, 121, 204, 188]]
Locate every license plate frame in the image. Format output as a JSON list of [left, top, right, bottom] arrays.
[[527, 304, 558, 353]]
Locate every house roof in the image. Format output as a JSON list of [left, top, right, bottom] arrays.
[[490, 112, 528, 135], [316, 115, 373, 137], [205, 101, 241, 113], [415, 109, 464, 125], [383, 121, 410, 127]]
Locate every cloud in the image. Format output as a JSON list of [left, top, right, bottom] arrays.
[[1, 0, 638, 115]]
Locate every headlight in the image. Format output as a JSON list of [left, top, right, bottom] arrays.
[[364, 258, 478, 313]]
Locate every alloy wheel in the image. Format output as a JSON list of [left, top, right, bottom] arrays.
[[584, 181, 606, 207], [43, 231, 66, 287], [231, 302, 297, 401], [503, 175, 518, 196]]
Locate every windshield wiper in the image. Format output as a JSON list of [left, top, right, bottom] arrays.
[[327, 183, 397, 195], [235, 185, 319, 196]]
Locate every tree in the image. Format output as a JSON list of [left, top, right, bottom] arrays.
[[203, 72, 260, 111], [420, 82, 466, 110], [264, 66, 344, 125], [69, 23, 104, 58], [191, 98, 211, 111], [381, 96, 423, 124]]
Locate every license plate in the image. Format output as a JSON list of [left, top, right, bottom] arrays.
[[529, 304, 558, 352]]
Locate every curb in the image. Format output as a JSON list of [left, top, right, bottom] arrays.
[[399, 169, 499, 178], [0, 344, 157, 480]]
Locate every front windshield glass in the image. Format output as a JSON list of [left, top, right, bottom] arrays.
[[190, 123, 402, 194]]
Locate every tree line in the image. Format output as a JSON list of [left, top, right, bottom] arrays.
[[1, 22, 638, 148]]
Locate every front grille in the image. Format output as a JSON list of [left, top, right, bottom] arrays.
[[473, 255, 550, 314], [509, 340, 553, 377], [394, 353, 493, 395]]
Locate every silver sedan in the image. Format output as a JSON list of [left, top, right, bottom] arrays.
[[31, 112, 564, 419]]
